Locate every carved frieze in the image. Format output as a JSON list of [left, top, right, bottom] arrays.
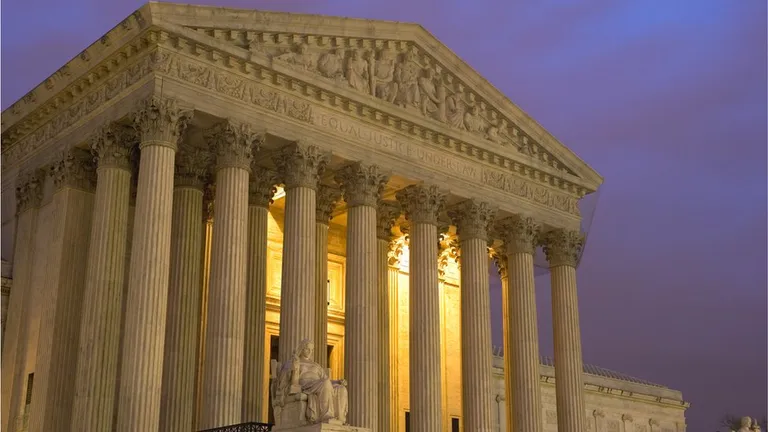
[[249, 167, 278, 207], [334, 162, 389, 208], [541, 229, 584, 267], [447, 199, 497, 242], [50, 147, 96, 191], [315, 184, 342, 224], [395, 184, 446, 225]]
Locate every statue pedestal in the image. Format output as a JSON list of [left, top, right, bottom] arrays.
[[274, 423, 370, 432]]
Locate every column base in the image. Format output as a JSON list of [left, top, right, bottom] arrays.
[[274, 422, 369, 432]]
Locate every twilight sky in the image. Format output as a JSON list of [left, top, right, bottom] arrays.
[[2, 0, 766, 429]]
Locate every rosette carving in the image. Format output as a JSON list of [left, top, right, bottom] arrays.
[[132, 96, 192, 149], [315, 185, 342, 224], [395, 184, 446, 225], [15, 168, 46, 214], [376, 201, 401, 241], [447, 199, 497, 242], [540, 229, 584, 267], [203, 119, 262, 171], [50, 147, 96, 191], [174, 143, 213, 188], [334, 162, 389, 208], [496, 215, 540, 255], [90, 122, 136, 170], [272, 142, 329, 190], [249, 167, 279, 207]]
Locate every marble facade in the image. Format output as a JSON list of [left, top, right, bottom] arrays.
[[0, 3, 688, 432]]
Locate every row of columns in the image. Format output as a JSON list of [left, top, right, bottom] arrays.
[[2, 94, 588, 432]]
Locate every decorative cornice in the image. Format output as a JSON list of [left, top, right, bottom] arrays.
[[496, 215, 540, 256], [203, 119, 261, 171], [395, 184, 446, 225], [376, 201, 401, 241], [448, 199, 497, 242], [540, 229, 584, 268], [273, 142, 329, 190], [315, 184, 341, 224], [175, 142, 212, 188], [132, 96, 192, 150], [334, 162, 389, 208], [15, 169, 46, 214], [91, 122, 137, 170], [249, 167, 278, 207], [50, 147, 96, 192]]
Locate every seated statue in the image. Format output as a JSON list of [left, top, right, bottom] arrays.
[[270, 338, 348, 428]]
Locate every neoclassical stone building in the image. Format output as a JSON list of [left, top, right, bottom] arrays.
[[0, 3, 688, 432]]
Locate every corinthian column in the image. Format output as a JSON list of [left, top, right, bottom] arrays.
[[396, 184, 447, 432], [314, 185, 341, 369], [376, 202, 400, 432], [2, 169, 45, 432], [448, 199, 496, 432], [70, 124, 135, 432], [498, 215, 543, 432], [273, 143, 329, 362], [116, 97, 191, 432], [28, 149, 96, 432], [201, 120, 260, 428], [489, 248, 511, 431], [242, 167, 278, 422], [159, 143, 212, 432], [541, 229, 587, 432], [335, 163, 389, 429]]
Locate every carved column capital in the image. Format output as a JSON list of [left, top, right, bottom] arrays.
[[91, 122, 136, 170], [395, 184, 446, 225], [387, 235, 407, 267], [175, 143, 213, 189], [15, 169, 46, 214], [488, 247, 508, 279], [273, 142, 329, 190], [132, 97, 192, 149], [438, 233, 459, 278], [448, 199, 497, 242], [376, 201, 401, 241], [249, 167, 278, 208], [50, 147, 96, 192], [334, 162, 389, 208], [541, 229, 584, 267], [496, 215, 540, 255], [315, 185, 342, 224], [203, 119, 262, 172]]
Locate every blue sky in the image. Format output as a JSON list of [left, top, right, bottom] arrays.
[[2, 0, 766, 429]]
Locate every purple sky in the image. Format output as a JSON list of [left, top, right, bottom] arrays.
[[2, 0, 766, 429]]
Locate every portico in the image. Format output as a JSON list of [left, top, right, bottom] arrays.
[[1, 4, 604, 432]]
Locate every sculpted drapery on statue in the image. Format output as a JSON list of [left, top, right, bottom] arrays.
[[270, 339, 349, 428]]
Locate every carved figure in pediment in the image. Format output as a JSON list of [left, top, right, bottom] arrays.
[[275, 43, 316, 71], [487, 115, 513, 146], [317, 49, 345, 81], [394, 50, 422, 109], [445, 91, 466, 129], [463, 104, 488, 134], [345, 49, 369, 93], [372, 48, 398, 103], [419, 67, 443, 118]]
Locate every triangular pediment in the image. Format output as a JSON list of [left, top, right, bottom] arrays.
[[148, 2, 602, 192]]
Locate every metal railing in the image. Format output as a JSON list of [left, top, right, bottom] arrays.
[[199, 422, 273, 432]]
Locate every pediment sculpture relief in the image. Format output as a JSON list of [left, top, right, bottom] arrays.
[[733, 417, 762, 432], [270, 338, 349, 428]]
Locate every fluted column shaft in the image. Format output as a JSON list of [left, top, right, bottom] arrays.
[[242, 169, 277, 422], [314, 185, 341, 370], [29, 150, 96, 432], [450, 200, 496, 432], [196, 185, 215, 430], [337, 164, 388, 429], [274, 144, 328, 362], [396, 185, 446, 432], [159, 146, 208, 432], [71, 125, 134, 432], [116, 97, 191, 432], [201, 119, 259, 428], [376, 203, 399, 432], [543, 230, 587, 432], [491, 251, 513, 431], [500, 216, 543, 432], [2, 170, 44, 432]]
